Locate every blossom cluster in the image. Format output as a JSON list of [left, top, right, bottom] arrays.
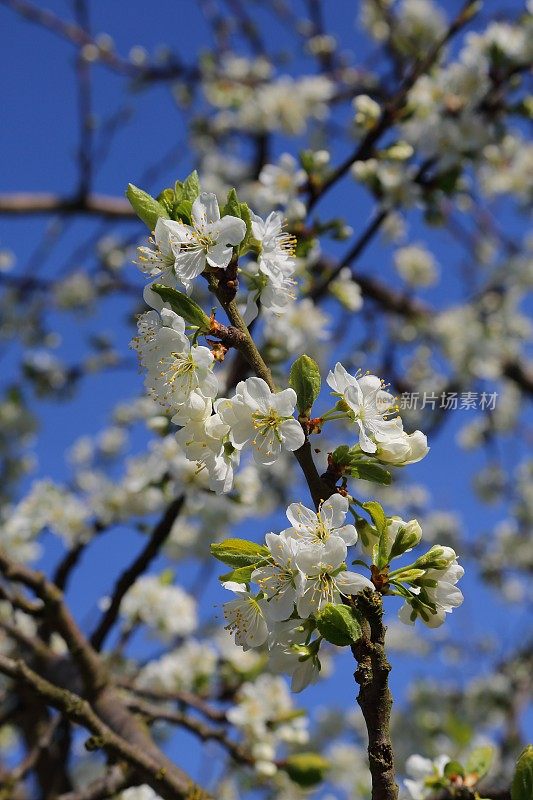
[[125, 171, 465, 695], [219, 495, 464, 691]]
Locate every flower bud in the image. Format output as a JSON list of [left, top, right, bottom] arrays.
[[413, 545, 456, 571], [377, 430, 429, 466], [388, 518, 423, 560]]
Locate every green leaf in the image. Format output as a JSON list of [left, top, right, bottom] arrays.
[[223, 187, 241, 218], [210, 538, 270, 568], [512, 745, 533, 800], [173, 198, 193, 225], [466, 745, 495, 781], [180, 170, 201, 204], [219, 564, 257, 584], [238, 201, 255, 255], [377, 525, 392, 570], [285, 753, 329, 788], [126, 184, 169, 230], [361, 501, 387, 534], [157, 188, 177, 216], [289, 354, 321, 415], [150, 285, 211, 333], [315, 603, 362, 647], [331, 445, 350, 467], [444, 761, 465, 780], [349, 462, 392, 485]]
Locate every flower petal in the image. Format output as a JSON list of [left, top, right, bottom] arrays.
[[192, 192, 220, 229], [215, 214, 247, 246]]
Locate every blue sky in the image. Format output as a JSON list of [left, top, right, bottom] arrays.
[[0, 0, 531, 790]]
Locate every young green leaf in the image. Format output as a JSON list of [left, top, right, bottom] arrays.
[[219, 564, 257, 584], [173, 199, 193, 225], [285, 753, 329, 788], [361, 501, 387, 534], [443, 760, 465, 780], [126, 184, 169, 230], [315, 603, 362, 647], [349, 462, 392, 485], [180, 170, 201, 204], [512, 745, 533, 800], [355, 518, 379, 551], [465, 745, 494, 781], [210, 538, 270, 568], [331, 445, 351, 467], [376, 523, 392, 570], [157, 187, 177, 216], [150, 285, 211, 333], [238, 201, 255, 255], [222, 188, 242, 219], [289, 354, 321, 415]]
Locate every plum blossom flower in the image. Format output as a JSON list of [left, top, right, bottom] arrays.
[[376, 429, 429, 466], [138, 193, 246, 293], [223, 581, 269, 650], [131, 307, 186, 364], [141, 325, 218, 414], [251, 211, 296, 276], [174, 397, 239, 495], [267, 620, 321, 692], [404, 754, 451, 800], [216, 377, 305, 465], [258, 153, 307, 215], [121, 575, 197, 640], [282, 494, 358, 548], [137, 218, 182, 282], [295, 537, 374, 618], [399, 550, 464, 628], [327, 362, 403, 453], [242, 210, 297, 323], [242, 258, 296, 323], [252, 533, 305, 622]]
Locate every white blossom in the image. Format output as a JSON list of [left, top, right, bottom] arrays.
[[282, 494, 358, 548], [223, 581, 269, 650], [138, 193, 246, 293], [138, 317, 217, 414], [252, 533, 305, 622], [404, 754, 451, 800], [295, 537, 374, 618], [121, 575, 197, 639], [217, 377, 304, 465], [327, 362, 403, 453]]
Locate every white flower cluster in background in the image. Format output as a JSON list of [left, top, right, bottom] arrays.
[[227, 674, 309, 776], [120, 574, 197, 640]]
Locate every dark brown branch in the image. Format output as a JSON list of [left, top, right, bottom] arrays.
[[120, 681, 227, 723], [90, 495, 185, 651], [0, 550, 107, 695], [125, 696, 255, 766], [0, 654, 210, 800], [352, 590, 398, 800]]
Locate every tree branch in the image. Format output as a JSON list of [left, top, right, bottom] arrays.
[[0, 654, 210, 800], [0, 192, 134, 218], [56, 766, 131, 800], [352, 590, 398, 800], [90, 495, 185, 651]]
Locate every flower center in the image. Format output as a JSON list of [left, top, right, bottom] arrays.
[[251, 408, 285, 440]]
